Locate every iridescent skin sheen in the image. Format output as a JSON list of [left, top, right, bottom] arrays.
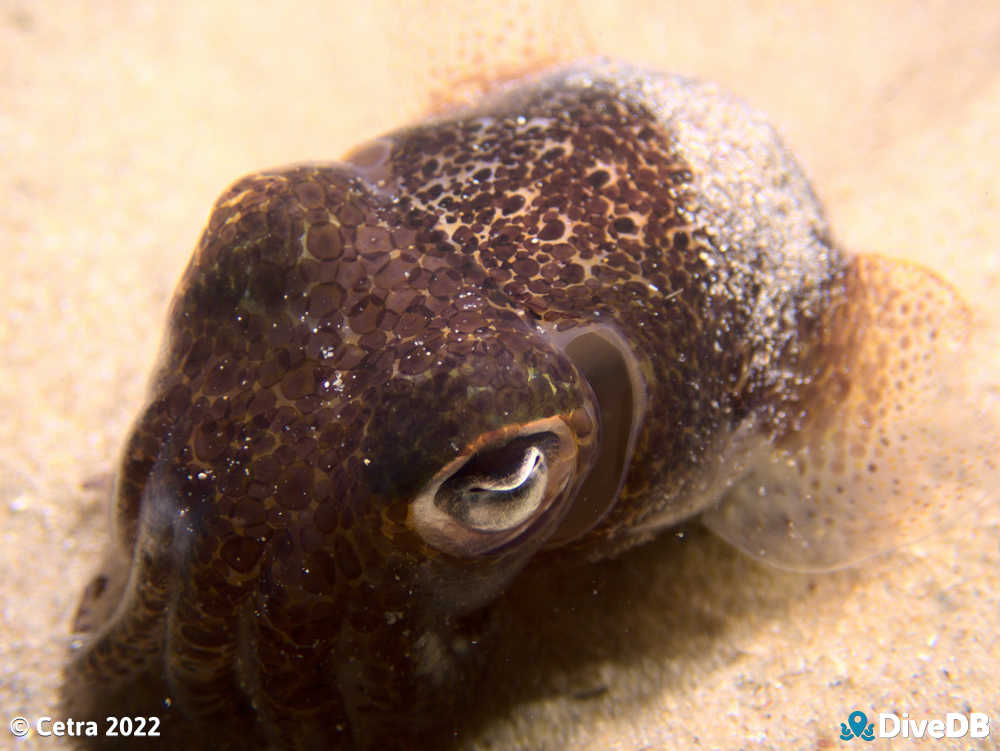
[[63, 60, 993, 750]]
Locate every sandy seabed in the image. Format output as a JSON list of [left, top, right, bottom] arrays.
[[2, 1, 999, 749]]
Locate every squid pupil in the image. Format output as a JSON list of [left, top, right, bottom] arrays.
[[451, 433, 555, 493], [435, 431, 560, 531], [468, 449, 539, 492]]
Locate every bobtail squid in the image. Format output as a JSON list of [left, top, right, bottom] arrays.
[[63, 59, 998, 750]]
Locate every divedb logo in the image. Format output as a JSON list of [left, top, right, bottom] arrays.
[[839, 709, 991, 741]]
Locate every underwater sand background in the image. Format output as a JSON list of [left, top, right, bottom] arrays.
[[1, 1, 998, 748]]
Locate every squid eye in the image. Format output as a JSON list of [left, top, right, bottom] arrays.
[[408, 417, 581, 557], [435, 434, 557, 532]]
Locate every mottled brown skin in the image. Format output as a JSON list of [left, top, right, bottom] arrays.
[[64, 61, 889, 749]]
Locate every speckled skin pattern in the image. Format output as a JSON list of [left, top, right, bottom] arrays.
[[63, 60, 985, 750]]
